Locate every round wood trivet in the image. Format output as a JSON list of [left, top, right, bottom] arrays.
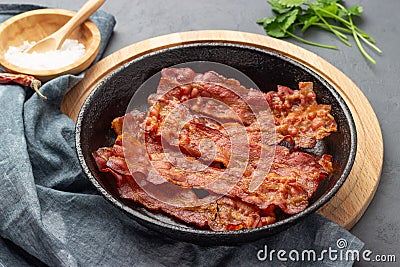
[[61, 30, 383, 230]]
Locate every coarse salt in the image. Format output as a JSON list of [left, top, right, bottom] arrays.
[[4, 39, 86, 70]]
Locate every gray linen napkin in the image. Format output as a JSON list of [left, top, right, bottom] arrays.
[[0, 4, 364, 267]]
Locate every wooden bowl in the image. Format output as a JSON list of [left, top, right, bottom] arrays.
[[0, 8, 101, 82]]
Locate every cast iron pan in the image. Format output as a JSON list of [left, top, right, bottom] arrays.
[[76, 43, 357, 245]]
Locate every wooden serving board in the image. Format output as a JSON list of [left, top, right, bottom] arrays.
[[61, 30, 383, 230]]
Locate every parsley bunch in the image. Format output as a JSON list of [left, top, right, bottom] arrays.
[[257, 0, 382, 64]]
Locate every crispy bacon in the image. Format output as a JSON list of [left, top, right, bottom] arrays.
[[155, 69, 336, 147], [93, 147, 113, 171], [94, 132, 331, 216], [266, 82, 337, 148], [112, 110, 146, 136], [146, 82, 257, 135], [92, 147, 274, 230], [237, 146, 332, 214], [124, 175, 275, 231], [210, 197, 275, 231], [92, 68, 337, 230], [155, 68, 249, 96], [179, 119, 232, 167]]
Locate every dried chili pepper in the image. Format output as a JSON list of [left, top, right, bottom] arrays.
[[0, 73, 46, 100]]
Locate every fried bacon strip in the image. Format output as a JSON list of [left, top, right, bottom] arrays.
[[265, 82, 337, 148], [146, 82, 257, 138], [146, 139, 330, 214], [93, 147, 275, 231], [92, 68, 337, 230], [179, 119, 232, 167], [236, 146, 332, 214], [155, 69, 337, 147], [94, 129, 331, 216]]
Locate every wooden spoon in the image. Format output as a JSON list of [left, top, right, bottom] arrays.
[[26, 0, 105, 54]]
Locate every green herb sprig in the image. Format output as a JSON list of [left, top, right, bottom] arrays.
[[257, 0, 382, 64]]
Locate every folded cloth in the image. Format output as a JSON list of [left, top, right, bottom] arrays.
[[0, 4, 364, 267]]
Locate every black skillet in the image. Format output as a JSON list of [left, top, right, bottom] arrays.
[[76, 43, 357, 245]]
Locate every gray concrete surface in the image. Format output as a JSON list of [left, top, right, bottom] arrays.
[[1, 0, 398, 266]]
